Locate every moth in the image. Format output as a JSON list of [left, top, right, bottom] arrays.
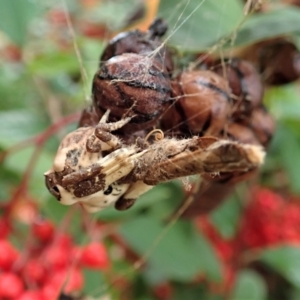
[[44, 110, 265, 213]]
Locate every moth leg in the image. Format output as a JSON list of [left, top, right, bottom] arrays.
[[86, 134, 102, 153], [86, 110, 132, 152], [114, 181, 153, 211], [93, 118, 131, 149]]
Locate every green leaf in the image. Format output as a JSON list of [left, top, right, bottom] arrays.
[[291, 288, 300, 300], [273, 125, 300, 194], [264, 85, 300, 121], [146, 180, 184, 220], [210, 193, 242, 239], [120, 217, 221, 282], [43, 195, 70, 223], [0, 0, 42, 46], [231, 270, 267, 300], [235, 7, 300, 47], [3, 145, 56, 200], [0, 165, 21, 201], [27, 51, 80, 77], [0, 74, 41, 111], [0, 110, 48, 147], [173, 283, 210, 300], [82, 269, 107, 296], [259, 245, 300, 288], [158, 0, 243, 51]]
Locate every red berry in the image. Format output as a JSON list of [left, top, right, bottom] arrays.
[[55, 234, 73, 249], [2, 44, 22, 62], [0, 219, 11, 238], [19, 290, 43, 300], [47, 267, 84, 294], [22, 259, 46, 285], [153, 283, 173, 300], [0, 272, 24, 298], [64, 268, 84, 293], [44, 245, 69, 269], [79, 242, 110, 269], [41, 282, 61, 300], [47, 9, 68, 26], [0, 240, 19, 270], [254, 188, 282, 212], [33, 220, 54, 242], [237, 188, 300, 248]]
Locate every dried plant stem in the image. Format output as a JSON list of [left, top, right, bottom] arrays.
[[62, 0, 90, 102]]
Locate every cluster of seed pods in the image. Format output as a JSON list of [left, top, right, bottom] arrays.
[[82, 20, 274, 167], [75, 17, 300, 215]]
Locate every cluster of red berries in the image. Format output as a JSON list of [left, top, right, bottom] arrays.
[[239, 188, 300, 248], [198, 188, 300, 256], [0, 219, 110, 299], [196, 188, 300, 291]]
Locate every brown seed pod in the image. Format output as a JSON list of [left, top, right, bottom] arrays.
[[258, 40, 300, 85], [236, 39, 300, 85], [100, 18, 173, 74], [182, 167, 258, 217], [249, 105, 276, 148], [78, 105, 100, 127], [282, 0, 300, 7], [211, 58, 264, 120], [222, 122, 260, 145], [202, 168, 259, 185], [93, 53, 172, 133], [221, 105, 275, 148], [160, 70, 231, 137], [182, 182, 235, 217]]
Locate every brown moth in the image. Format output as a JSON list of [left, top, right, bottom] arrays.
[[44, 110, 265, 213]]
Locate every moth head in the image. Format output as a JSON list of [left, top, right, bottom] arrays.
[[44, 169, 130, 212]]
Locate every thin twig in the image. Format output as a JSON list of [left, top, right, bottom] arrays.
[[61, 0, 90, 102]]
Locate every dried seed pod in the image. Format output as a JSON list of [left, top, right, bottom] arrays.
[[249, 105, 275, 148], [211, 58, 264, 119], [182, 167, 257, 217], [236, 39, 300, 85], [93, 53, 172, 133], [100, 18, 173, 74], [202, 168, 258, 185], [258, 40, 300, 85], [161, 70, 231, 137], [223, 122, 260, 145], [78, 105, 100, 127], [222, 105, 275, 148], [182, 182, 235, 217]]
